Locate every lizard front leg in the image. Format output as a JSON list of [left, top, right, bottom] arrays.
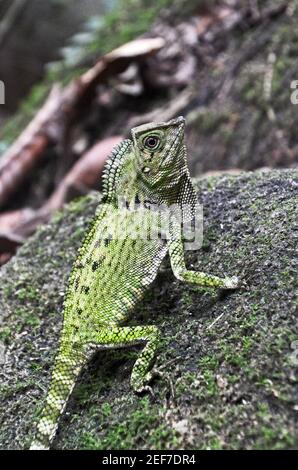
[[168, 233, 239, 289], [88, 325, 162, 393]]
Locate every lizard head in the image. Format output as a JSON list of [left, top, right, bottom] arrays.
[[131, 116, 190, 198], [103, 116, 193, 205]]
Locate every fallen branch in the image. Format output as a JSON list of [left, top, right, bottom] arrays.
[[0, 37, 165, 209], [0, 135, 124, 262], [0, 0, 29, 48], [44, 135, 124, 212], [0, 86, 63, 209]]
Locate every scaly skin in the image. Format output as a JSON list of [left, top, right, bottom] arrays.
[[30, 116, 239, 450]]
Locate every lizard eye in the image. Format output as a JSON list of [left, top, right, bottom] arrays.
[[143, 135, 160, 150]]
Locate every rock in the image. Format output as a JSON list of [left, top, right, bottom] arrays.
[[0, 169, 297, 450]]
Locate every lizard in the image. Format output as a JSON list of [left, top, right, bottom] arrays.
[[30, 116, 239, 450]]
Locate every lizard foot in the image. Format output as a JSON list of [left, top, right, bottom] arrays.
[[151, 367, 175, 401], [133, 358, 179, 401], [137, 384, 156, 400], [150, 357, 181, 401]]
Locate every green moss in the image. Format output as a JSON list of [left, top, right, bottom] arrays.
[[14, 307, 40, 329], [217, 339, 250, 368], [2, 286, 14, 299], [197, 355, 219, 372], [0, 379, 37, 400], [175, 372, 198, 396], [77, 396, 179, 450], [253, 426, 295, 450], [29, 362, 44, 372], [0, 327, 12, 344], [201, 370, 218, 397], [203, 437, 224, 450], [68, 195, 93, 214], [192, 110, 232, 135], [0, 170, 297, 449], [16, 286, 39, 302]]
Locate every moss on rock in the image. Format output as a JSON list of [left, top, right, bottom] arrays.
[[0, 169, 297, 449]]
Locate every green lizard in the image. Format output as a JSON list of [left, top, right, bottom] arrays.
[[30, 116, 238, 450]]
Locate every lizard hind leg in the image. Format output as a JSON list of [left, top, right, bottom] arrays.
[[30, 343, 87, 450], [89, 325, 162, 394]]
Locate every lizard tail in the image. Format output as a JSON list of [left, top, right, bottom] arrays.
[[30, 344, 86, 450]]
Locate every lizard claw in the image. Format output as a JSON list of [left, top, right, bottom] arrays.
[[135, 358, 179, 401], [140, 385, 156, 400], [153, 357, 181, 373], [239, 278, 249, 291], [150, 359, 180, 401], [223, 275, 239, 290]]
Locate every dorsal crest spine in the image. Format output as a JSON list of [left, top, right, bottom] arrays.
[[102, 139, 132, 201]]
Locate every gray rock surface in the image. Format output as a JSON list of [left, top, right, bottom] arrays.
[[0, 169, 297, 449]]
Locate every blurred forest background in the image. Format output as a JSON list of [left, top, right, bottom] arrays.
[[0, 0, 297, 265]]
